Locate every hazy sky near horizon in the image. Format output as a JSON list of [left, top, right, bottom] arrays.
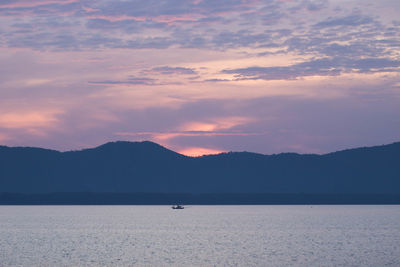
[[0, 0, 399, 156]]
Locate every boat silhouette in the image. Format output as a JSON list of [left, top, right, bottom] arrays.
[[172, 205, 184, 209]]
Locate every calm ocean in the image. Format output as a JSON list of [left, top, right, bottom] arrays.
[[1, 205, 399, 266]]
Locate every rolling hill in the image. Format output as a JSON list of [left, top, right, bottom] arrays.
[[0, 141, 399, 197]]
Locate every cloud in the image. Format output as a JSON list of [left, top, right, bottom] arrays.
[[319, 43, 385, 58], [113, 116, 258, 150], [0, 0, 256, 21], [350, 58, 400, 73], [305, 0, 328, 11], [116, 131, 260, 140], [86, 18, 140, 32], [0, 1, 83, 17], [222, 57, 400, 80], [123, 37, 174, 49], [88, 76, 157, 86], [289, 0, 328, 12], [86, 18, 166, 33], [0, 0, 397, 56], [0, 110, 61, 130], [6, 32, 80, 50], [211, 30, 273, 49], [1, 0, 400, 156], [0, 0, 79, 9], [201, 78, 231, 82], [314, 14, 374, 28], [146, 66, 197, 75], [178, 117, 253, 132], [95, 0, 259, 18]]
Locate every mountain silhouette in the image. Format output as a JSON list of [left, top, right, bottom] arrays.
[[0, 141, 399, 197]]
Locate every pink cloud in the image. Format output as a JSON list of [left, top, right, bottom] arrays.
[[152, 14, 203, 24], [115, 131, 261, 140], [113, 116, 260, 154], [0, 0, 79, 9], [0, 110, 61, 130], [86, 13, 205, 26], [178, 117, 255, 132], [114, 117, 258, 144], [81, 6, 99, 13], [86, 15, 147, 22]]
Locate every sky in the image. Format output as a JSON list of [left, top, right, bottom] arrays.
[[0, 0, 399, 156]]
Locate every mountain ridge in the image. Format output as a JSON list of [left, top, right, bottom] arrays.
[[2, 140, 399, 156], [0, 141, 399, 195]]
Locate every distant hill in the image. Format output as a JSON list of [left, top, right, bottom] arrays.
[[0, 141, 399, 196]]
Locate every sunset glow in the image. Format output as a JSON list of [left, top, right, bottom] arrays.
[[177, 147, 226, 157], [0, 0, 399, 154]]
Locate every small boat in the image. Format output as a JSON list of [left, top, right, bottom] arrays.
[[172, 204, 184, 209]]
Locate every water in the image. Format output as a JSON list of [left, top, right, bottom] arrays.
[[0, 205, 399, 266]]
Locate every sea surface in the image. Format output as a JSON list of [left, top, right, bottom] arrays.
[[0, 205, 399, 266]]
